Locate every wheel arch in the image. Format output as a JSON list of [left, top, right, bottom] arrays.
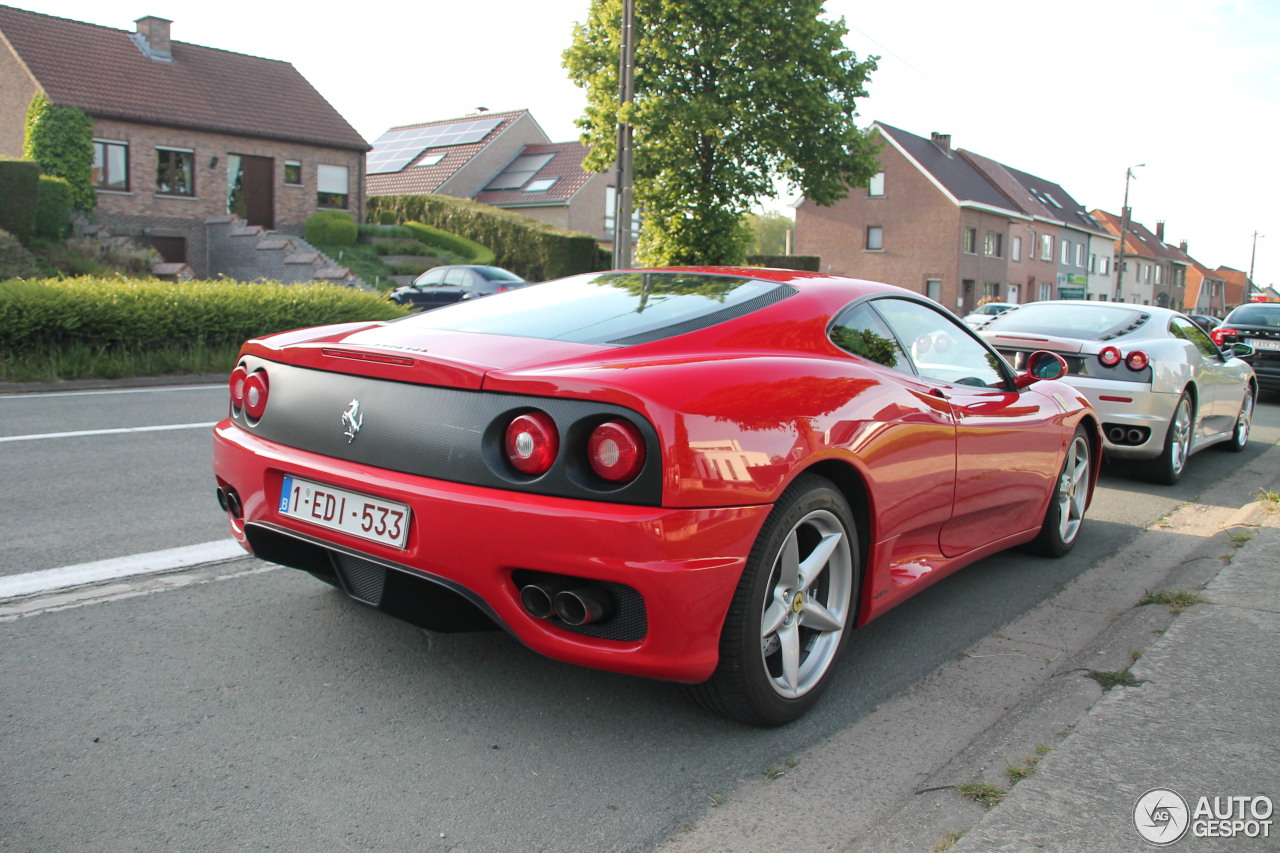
[[798, 458, 872, 593]]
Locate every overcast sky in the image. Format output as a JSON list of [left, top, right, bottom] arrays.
[[16, 0, 1279, 286]]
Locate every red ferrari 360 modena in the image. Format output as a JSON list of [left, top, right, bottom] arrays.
[[213, 268, 1100, 725]]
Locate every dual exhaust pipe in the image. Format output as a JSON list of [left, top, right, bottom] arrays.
[[216, 485, 243, 521], [520, 581, 615, 627], [1106, 426, 1148, 446]]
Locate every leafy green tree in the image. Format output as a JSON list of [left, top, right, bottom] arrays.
[[24, 94, 95, 211], [745, 210, 794, 255], [564, 0, 879, 266]]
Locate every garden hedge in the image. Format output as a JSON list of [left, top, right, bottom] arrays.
[[0, 158, 40, 245], [34, 175, 71, 239], [745, 254, 821, 272], [367, 194, 608, 281], [0, 277, 407, 353], [304, 210, 358, 247]]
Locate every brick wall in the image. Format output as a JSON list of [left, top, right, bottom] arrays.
[[88, 118, 365, 231], [795, 140, 962, 308], [0, 45, 38, 158]]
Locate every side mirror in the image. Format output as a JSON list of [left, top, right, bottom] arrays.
[[1230, 342, 1255, 358], [1014, 351, 1068, 388]]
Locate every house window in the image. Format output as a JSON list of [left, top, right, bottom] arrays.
[[604, 187, 640, 242], [524, 178, 558, 193], [317, 164, 349, 208], [983, 231, 1003, 257], [1089, 253, 1097, 273], [92, 140, 129, 191], [485, 153, 555, 191], [925, 279, 942, 302], [867, 225, 883, 251], [1039, 282, 1053, 301], [283, 161, 302, 185], [1012, 236, 1022, 262], [984, 282, 1000, 299], [1075, 243, 1085, 267], [1155, 265, 1163, 285], [1100, 256, 1111, 275], [1060, 239, 1070, 265], [963, 228, 977, 254], [868, 171, 885, 197], [156, 148, 195, 196], [1040, 234, 1053, 261]]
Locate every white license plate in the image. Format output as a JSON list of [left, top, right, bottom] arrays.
[[278, 476, 410, 549], [1246, 337, 1280, 351]]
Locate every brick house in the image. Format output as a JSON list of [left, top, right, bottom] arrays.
[[366, 110, 619, 245], [0, 5, 369, 277], [1090, 210, 1188, 309], [794, 122, 1112, 315]]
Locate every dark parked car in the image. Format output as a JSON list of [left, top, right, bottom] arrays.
[[1186, 313, 1219, 332], [1211, 302, 1280, 392], [390, 265, 527, 310]]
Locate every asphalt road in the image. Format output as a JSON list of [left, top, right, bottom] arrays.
[[1, 382, 1277, 852]]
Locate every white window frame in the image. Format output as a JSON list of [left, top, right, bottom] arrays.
[[868, 171, 885, 197]]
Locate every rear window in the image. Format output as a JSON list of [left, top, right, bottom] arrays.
[[398, 271, 795, 345], [984, 303, 1150, 340], [1225, 305, 1280, 327], [475, 267, 525, 282]]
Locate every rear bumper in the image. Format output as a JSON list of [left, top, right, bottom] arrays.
[[1065, 378, 1177, 460], [212, 421, 768, 682]]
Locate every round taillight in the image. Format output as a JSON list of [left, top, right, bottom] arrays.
[[587, 420, 646, 483], [505, 412, 559, 475], [243, 370, 269, 420], [229, 365, 248, 409], [1098, 346, 1122, 367], [1126, 350, 1150, 371]]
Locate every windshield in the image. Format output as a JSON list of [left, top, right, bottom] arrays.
[[397, 271, 795, 345], [475, 267, 525, 282], [984, 303, 1150, 340], [1226, 305, 1280, 327]]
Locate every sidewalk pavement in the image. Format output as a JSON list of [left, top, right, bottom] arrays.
[[948, 503, 1280, 853]]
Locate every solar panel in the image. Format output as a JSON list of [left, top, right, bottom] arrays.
[[366, 118, 503, 175]]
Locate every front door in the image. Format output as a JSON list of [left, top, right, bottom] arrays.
[[239, 155, 275, 230]]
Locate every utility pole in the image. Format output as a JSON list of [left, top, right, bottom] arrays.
[[612, 0, 636, 270], [1113, 164, 1144, 302], [1249, 230, 1263, 299]]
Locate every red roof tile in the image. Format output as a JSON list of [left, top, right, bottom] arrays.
[[0, 4, 367, 151], [473, 142, 593, 206]]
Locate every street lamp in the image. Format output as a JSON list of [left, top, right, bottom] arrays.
[[612, 0, 636, 270], [1113, 163, 1144, 302]]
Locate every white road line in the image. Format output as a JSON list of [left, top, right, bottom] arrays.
[[0, 384, 223, 399], [0, 422, 217, 443], [0, 540, 249, 600]]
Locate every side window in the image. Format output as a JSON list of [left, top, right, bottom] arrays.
[[1171, 316, 1221, 359], [872, 298, 1008, 388], [419, 269, 447, 287], [830, 303, 912, 373], [444, 268, 469, 286]]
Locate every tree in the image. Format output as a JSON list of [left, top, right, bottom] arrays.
[[564, 0, 879, 266], [24, 94, 95, 211], [745, 210, 794, 255]]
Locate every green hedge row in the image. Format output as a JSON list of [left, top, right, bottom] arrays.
[[0, 158, 40, 245], [35, 175, 71, 239], [401, 220, 496, 266], [367, 194, 609, 281], [0, 277, 407, 353]]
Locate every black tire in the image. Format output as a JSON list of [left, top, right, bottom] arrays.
[[1145, 392, 1193, 485], [687, 474, 859, 727], [1218, 389, 1254, 453], [1023, 425, 1091, 557]]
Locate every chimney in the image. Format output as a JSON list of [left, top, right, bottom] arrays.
[[930, 132, 951, 153], [1155, 220, 1165, 241], [1179, 240, 1188, 253], [133, 16, 173, 61]]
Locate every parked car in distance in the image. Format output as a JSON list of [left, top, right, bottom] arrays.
[[1187, 313, 1219, 332], [214, 268, 1100, 726], [390, 265, 527, 310], [961, 301, 1015, 329], [1210, 302, 1280, 393], [981, 301, 1257, 484]]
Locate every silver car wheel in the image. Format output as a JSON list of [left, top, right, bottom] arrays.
[[759, 508, 853, 699], [1055, 434, 1090, 545], [1232, 392, 1253, 450], [1168, 395, 1192, 476]]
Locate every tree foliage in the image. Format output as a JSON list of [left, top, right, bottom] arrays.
[[564, 0, 879, 266], [24, 94, 95, 211], [746, 210, 794, 255]]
